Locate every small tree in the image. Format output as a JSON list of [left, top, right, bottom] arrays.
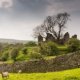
[[40, 41, 59, 56], [10, 48, 19, 61], [67, 38, 80, 52], [1, 51, 9, 61]]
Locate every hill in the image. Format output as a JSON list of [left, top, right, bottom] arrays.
[[0, 38, 29, 44]]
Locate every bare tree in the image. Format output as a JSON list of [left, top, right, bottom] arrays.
[[43, 15, 57, 39], [43, 12, 70, 43], [33, 12, 70, 44], [33, 25, 45, 38], [55, 12, 70, 42]]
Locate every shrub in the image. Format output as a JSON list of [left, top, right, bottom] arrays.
[[28, 52, 43, 60], [25, 41, 37, 47], [67, 38, 80, 52], [16, 53, 26, 61], [22, 47, 28, 55], [1, 51, 9, 61], [10, 48, 19, 61], [40, 41, 59, 56]]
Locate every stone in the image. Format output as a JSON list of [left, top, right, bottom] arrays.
[[62, 32, 70, 44], [46, 33, 55, 42], [38, 34, 43, 45]]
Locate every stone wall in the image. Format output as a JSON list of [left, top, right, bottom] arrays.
[[0, 51, 80, 73]]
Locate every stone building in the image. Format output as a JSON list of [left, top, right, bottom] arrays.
[[46, 33, 55, 42], [60, 32, 70, 44], [63, 32, 70, 42], [38, 34, 43, 45]]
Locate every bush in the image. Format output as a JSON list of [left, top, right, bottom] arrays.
[[25, 41, 37, 47], [22, 47, 28, 55], [40, 41, 59, 56], [16, 53, 26, 61], [28, 52, 43, 60], [67, 38, 80, 52], [1, 51, 9, 61], [10, 48, 19, 61]]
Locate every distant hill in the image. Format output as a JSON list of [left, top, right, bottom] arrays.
[[0, 38, 29, 44]]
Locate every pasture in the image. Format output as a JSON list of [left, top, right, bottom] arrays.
[[0, 68, 80, 80]]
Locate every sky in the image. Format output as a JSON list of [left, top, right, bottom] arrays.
[[0, 0, 80, 40]]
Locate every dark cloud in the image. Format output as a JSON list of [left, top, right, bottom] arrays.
[[0, 0, 80, 20], [13, 0, 80, 16], [13, 0, 48, 16], [55, 0, 76, 3]]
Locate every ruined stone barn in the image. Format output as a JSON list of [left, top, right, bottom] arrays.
[[62, 32, 70, 44], [38, 34, 43, 45], [46, 33, 55, 42]]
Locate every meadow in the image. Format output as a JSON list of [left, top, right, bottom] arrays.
[[0, 68, 80, 80]]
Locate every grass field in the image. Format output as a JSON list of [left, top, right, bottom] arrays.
[[0, 68, 80, 80]]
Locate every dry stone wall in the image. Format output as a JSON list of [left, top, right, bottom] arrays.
[[0, 52, 80, 73]]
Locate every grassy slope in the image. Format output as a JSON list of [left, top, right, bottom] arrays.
[[0, 68, 80, 80]]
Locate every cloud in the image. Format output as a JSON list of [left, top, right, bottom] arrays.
[[1, 0, 80, 20], [45, 0, 80, 15], [0, 0, 13, 8], [13, 0, 80, 17]]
